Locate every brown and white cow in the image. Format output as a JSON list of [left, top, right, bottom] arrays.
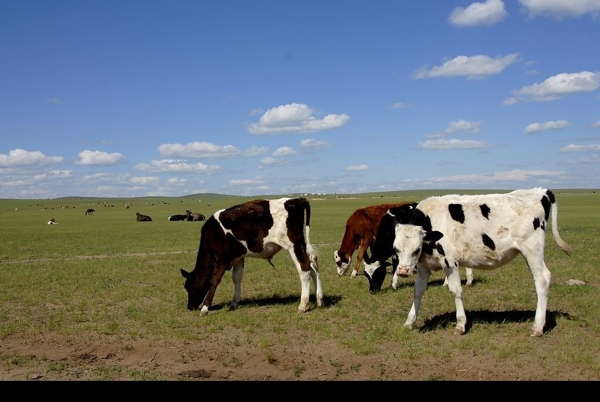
[[334, 202, 416, 278], [136, 212, 152, 222], [180, 197, 323, 316], [374, 188, 572, 337]]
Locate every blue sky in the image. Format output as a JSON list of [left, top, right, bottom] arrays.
[[1, 0, 599, 199]]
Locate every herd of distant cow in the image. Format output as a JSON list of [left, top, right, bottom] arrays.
[[180, 187, 572, 337]]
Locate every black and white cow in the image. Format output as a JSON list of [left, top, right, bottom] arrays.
[[180, 197, 323, 316], [363, 203, 474, 293], [168, 214, 188, 221], [372, 188, 572, 337]]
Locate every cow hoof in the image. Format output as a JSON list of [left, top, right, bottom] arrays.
[[199, 310, 208, 317], [297, 308, 308, 314], [350, 271, 357, 278], [454, 327, 466, 335], [531, 328, 544, 337]]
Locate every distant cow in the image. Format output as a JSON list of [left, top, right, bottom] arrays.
[[363, 203, 474, 293], [136, 212, 152, 222], [47, 218, 57, 225], [334, 202, 416, 278], [85, 208, 95, 215], [180, 197, 323, 317], [379, 188, 572, 337], [168, 214, 188, 221], [186, 210, 206, 221]]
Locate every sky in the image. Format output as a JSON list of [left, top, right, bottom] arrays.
[[1, 0, 599, 200]]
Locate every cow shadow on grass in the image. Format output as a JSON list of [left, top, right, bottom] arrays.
[[417, 309, 571, 335], [208, 294, 343, 311]]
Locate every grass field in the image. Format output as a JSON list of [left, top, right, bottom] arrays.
[[0, 189, 598, 380]]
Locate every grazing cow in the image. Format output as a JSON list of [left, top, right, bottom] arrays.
[[186, 210, 206, 221], [47, 218, 57, 225], [384, 188, 572, 337], [180, 197, 322, 317], [85, 208, 95, 215], [136, 212, 152, 222], [168, 214, 188, 221], [334, 202, 417, 278], [363, 203, 474, 294]]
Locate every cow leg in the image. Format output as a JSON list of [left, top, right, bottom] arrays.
[[309, 265, 324, 307], [523, 247, 551, 337], [444, 265, 466, 335], [199, 264, 228, 317], [465, 268, 474, 286], [230, 259, 244, 310], [351, 245, 366, 277], [298, 269, 312, 313], [404, 266, 431, 330]]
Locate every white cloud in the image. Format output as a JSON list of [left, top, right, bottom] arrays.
[[134, 159, 221, 174], [0, 149, 64, 167], [559, 144, 600, 152], [167, 177, 187, 186], [449, 0, 508, 27], [158, 141, 243, 159], [346, 164, 369, 171], [76, 150, 126, 166], [418, 138, 495, 150], [505, 71, 600, 104], [519, 0, 600, 20], [129, 176, 159, 185], [413, 53, 519, 80], [300, 138, 331, 151], [245, 103, 350, 135], [523, 120, 570, 134], [591, 120, 600, 129], [46, 97, 62, 105], [427, 120, 483, 139], [272, 146, 296, 157], [389, 102, 412, 109], [230, 178, 265, 186]]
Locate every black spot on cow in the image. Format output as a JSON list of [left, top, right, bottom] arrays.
[[533, 217, 541, 230], [481, 233, 496, 250], [444, 258, 450, 269], [410, 209, 432, 231], [436, 243, 445, 256], [479, 204, 491, 219], [541, 194, 551, 221], [448, 203, 465, 224]]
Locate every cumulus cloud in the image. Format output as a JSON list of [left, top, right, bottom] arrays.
[[418, 138, 495, 150], [245, 103, 350, 135], [504, 71, 600, 104], [0, 149, 64, 167], [158, 141, 244, 159], [272, 146, 296, 157], [230, 178, 265, 186], [559, 144, 600, 152], [134, 159, 221, 174], [300, 138, 331, 151], [519, 0, 600, 20], [413, 53, 519, 80], [427, 120, 483, 139], [449, 0, 508, 27], [76, 150, 126, 166], [523, 120, 570, 134]]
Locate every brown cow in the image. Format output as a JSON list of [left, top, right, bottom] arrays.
[[334, 202, 416, 278], [85, 208, 95, 215], [180, 197, 322, 317]]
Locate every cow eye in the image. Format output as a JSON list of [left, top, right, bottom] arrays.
[[412, 248, 421, 256]]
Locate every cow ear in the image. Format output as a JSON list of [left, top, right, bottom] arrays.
[[180, 268, 190, 278], [424, 230, 443, 243]]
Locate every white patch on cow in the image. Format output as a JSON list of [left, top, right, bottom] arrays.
[[396, 187, 572, 337]]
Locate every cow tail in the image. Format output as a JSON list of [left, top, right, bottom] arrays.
[[550, 198, 572, 256]]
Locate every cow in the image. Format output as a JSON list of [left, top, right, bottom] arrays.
[[375, 188, 572, 337], [168, 214, 188, 221], [186, 210, 206, 221], [180, 197, 323, 317], [85, 208, 95, 215], [136, 212, 152, 222], [47, 218, 57, 225], [363, 203, 474, 294], [334, 202, 417, 278]]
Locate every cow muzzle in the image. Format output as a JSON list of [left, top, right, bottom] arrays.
[[396, 266, 412, 278]]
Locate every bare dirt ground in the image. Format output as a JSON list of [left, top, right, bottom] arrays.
[[0, 323, 591, 381]]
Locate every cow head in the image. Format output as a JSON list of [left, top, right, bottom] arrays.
[[394, 224, 443, 277], [180, 268, 209, 311], [333, 250, 351, 276]]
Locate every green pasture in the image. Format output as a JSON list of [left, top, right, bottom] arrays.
[[0, 189, 598, 380]]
